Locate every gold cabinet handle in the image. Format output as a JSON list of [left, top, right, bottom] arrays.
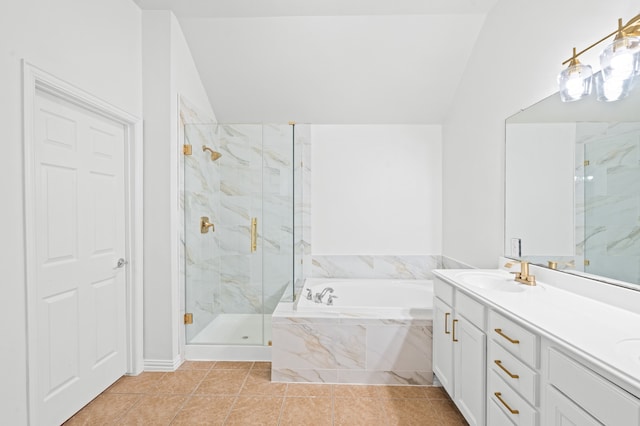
[[494, 360, 520, 379], [452, 319, 459, 342], [444, 312, 451, 334], [250, 217, 257, 252], [494, 328, 520, 344], [494, 392, 519, 415]]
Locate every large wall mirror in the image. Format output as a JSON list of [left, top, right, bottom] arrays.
[[505, 76, 640, 290]]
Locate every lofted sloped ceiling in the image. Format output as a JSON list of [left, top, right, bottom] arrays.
[[134, 0, 498, 123]]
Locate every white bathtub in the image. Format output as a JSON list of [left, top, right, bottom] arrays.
[[295, 277, 433, 317]]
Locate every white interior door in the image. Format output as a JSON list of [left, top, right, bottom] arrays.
[[31, 89, 127, 425]]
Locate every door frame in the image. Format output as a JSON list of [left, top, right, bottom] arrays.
[[22, 62, 144, 425]]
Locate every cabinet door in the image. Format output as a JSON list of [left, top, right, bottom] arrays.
[[433, 297, 454, 396], [546, 386, 600, 426], [454, 315, 486, 426]]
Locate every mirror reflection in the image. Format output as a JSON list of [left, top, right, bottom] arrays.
[[505, 75, 640, 289]]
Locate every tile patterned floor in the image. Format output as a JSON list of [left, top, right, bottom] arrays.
[[64, 362, 468, 425]]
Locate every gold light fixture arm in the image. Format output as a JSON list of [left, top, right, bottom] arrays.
[[562, 14, 640, 65]]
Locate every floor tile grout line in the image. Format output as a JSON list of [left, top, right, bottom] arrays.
[[276, 384, 288, 426], [167, 362, 218, 425]]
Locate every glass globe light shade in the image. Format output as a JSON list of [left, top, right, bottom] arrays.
[[595, 72, 633, 102], [600, 35, 640, 80], [558, 62, 593, 102]]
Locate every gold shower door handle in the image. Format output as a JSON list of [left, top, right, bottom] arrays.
[[250, 217, 257, 252]]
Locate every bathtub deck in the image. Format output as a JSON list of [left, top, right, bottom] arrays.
[[271, 301, 434, 386]]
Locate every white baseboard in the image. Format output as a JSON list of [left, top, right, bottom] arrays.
[[143, 356, 183, 372]]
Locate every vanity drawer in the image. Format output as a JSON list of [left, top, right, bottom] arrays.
[[489, 311, 538, 368], [548, 348, 640, 425], [434, 278, 454, 306], [488, 370, 537, 426], [488, 397, 520, 426], [488, 340, 538, 405], [456, 291, 485, 329]]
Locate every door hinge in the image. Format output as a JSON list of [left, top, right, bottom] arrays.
[[184, 313, 193, 324], [183, 144, 193, 155], [584, 259, 590, 266], [584, 160, 590, 166]]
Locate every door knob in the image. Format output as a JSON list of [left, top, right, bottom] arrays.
[[114, 258, 128, 269]]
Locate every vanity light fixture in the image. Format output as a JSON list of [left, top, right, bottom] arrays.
[[558, 13, 640, 102]]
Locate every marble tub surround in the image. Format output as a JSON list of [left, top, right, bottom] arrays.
[[311, 255, 441, 280], [440, 255, 474, 270], [271, 301, 433, 386]]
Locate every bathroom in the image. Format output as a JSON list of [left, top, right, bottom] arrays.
[[4, 0, 640, 424]]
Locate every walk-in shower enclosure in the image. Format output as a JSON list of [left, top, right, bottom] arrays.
[[183, 123, 306, 351]]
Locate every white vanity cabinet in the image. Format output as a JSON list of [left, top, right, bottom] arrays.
[[543, 344, 640, 426], [433, 268, 640, 426], [433, 278, 487, 426]]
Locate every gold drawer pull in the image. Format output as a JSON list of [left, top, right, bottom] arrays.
[[495, 360, 520, 379], [495, 328, 520, 344], [494, 392, 519, 415], [452, 319, 459, 342], [444, 312, 451, 334]]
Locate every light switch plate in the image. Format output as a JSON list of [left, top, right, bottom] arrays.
[[511, 238, 521, 257]]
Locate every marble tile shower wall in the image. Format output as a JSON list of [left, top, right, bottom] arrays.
[[216, 124, 295, 315], [310, 255, 442, 281], [181, 98, 219, 341], [262, 124, 297, 311], [575, 122, 640, 283]]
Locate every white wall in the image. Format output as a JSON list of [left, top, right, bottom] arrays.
[[505, 123, 575, 256], [311, 125, 442, 254], [142, 10, 215, 368], [442, 0, 637, 267], [0, 0, 142, 423]]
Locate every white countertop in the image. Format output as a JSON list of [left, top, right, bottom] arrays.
[[433, 268, 640, 397]]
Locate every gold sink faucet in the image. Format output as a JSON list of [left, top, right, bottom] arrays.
[[510, 261, 536, 286]]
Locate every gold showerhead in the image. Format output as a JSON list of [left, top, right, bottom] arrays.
[[202, 145, 222, 161]]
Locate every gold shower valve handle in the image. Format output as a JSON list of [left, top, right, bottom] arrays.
[[200, 216, 215, 234]]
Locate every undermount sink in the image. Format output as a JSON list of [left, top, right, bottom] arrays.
[[615, 339, 640, 365], [453, 270, 527, 293]]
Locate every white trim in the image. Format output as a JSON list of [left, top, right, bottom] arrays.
[[144, 356, 184, 372], [22, 62, 144, 424], [184, 345, 271, 361]]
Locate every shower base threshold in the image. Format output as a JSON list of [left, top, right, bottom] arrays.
[[185, 314, 272, 362]]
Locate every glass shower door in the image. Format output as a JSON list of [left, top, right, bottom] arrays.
[[216, 124, 265, 345], [183, 123, 299, 347], [184, 123, 264, 345]]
